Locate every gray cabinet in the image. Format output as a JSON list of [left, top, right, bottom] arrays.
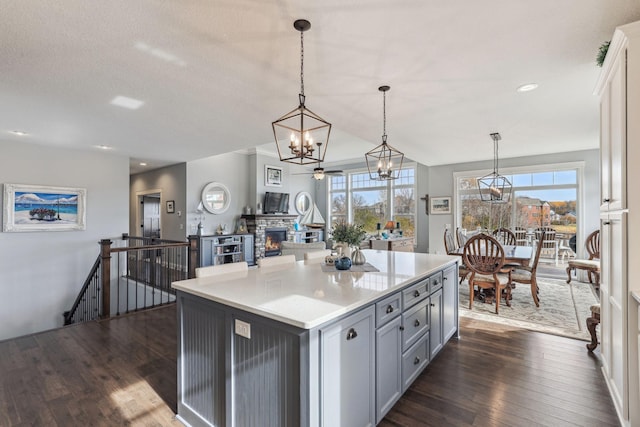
[[375, 293, 402, 423], [321, 306, 376, 427], [429, 288, 443, 359], [442, 264, 458, 342], [293, 229, 324, 243], [198, 233, 255, 266]]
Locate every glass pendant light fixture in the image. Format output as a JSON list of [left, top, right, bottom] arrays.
[[478, 132, 512, 203], [272, 19, 332, 166], [366, 85, 404, 180]]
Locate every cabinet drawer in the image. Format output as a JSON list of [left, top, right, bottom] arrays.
[[376, 292, 401, 327], [402, 279, 429, 309], [429, 272, 443, 294], [402, 299, 429, 351], [402, 331, 429, 392]]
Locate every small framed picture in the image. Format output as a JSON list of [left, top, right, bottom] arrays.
[[265, 165, 283, 187], [429, 196, 452, 215], [166, 200, 175, 214]]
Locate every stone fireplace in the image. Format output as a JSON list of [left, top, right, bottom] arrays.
[[241, 214, 298, 260]]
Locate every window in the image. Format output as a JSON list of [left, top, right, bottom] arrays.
[[455, 164, 580, 236], [328, 166, 416, 238]]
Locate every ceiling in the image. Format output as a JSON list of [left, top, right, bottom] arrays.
[[3, 1, 640, 175]]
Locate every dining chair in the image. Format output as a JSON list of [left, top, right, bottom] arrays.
[[566, 230, 600, 289], [492, 227, 516, 245], [463, 234, 512, 314], [444, 228, 470, 284], [456, 227, 469, 248], [257, 254, 297, 268], [303, 249, 332, 262], [510, 231, 545, 307], [195, 261, 249, 278]]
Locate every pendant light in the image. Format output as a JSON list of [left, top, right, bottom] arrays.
[[478, 132, 512, 203], [366, 85, 404, 180], [272, 19, 332, 166]]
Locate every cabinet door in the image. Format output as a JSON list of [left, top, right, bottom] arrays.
[[601, 211, 628, 418], [429, 289, 443, 359], [375, 316, 402, 423], [601, 53, 627, 211], [321, 307, 375, 427], [441, 265, 458, 342]]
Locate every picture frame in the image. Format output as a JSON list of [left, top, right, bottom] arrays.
[[265, 165, 283, 187], [3, 183, 87, 232], [166, 200, 175, 214], [429, 196, 452, 215]]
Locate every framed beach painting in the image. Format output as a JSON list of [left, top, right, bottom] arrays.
[[429, 196, 452, 215], [3, 184, 87, 232]]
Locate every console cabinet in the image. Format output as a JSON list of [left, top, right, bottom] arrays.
[[293, 229, 324, 243], [198, 233, 255, 266]]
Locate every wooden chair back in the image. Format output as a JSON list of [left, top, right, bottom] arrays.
[[529, 231, 546, 272], [493, 228, 516, 245], [444, 229, 457, 254], [585, 230, 600, 260], [463, 234, 505, 276]]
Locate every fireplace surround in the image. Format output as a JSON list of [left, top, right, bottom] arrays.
[[241, 214, 298, 260]]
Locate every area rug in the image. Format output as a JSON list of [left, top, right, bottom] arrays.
[[458, 277, 599, 341]]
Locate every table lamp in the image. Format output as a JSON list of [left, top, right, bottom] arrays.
[[384, 220, 395, 238]]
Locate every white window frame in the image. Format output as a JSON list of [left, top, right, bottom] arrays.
[[453, 161, 585, 244]]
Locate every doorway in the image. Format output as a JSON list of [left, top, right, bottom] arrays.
[[137, 190, 162, 239]]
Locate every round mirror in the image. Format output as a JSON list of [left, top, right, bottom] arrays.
[[201, 182, 231, 214], [295, 191, 312, 215]]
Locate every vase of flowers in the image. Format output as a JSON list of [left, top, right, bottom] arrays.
[[331, 221, 367, 263]]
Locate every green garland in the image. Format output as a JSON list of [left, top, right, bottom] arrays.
[[597, 41, 610, 67]]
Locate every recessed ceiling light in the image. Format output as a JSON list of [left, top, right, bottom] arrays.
[[97, 145, 112, 150], [110, 96, 144, 110], [517, 83, 539, 92], [10, 130, 28, 136], [139, 162, 147, 166]]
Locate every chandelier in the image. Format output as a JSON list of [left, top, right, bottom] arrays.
[[366, 85, 404, 180], [272, 19, 332, 166], [477, 132, 512, 203]]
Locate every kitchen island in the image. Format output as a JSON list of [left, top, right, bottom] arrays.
[[172, 250, 459, 427]]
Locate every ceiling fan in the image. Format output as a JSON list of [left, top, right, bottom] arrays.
[[292, 142, 343, 180]]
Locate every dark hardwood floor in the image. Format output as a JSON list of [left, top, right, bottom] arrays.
[[0, 305, 618, 427]]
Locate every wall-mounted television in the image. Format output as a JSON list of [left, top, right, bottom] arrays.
[[264, 192, 290, 214]]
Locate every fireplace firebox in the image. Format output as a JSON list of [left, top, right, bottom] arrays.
[[264, 228, 287, 257]]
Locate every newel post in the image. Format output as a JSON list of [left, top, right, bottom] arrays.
[[188, 235, 199, 278], [100, 238, 112, 319]]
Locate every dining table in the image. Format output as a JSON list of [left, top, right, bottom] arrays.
[[452, 244, 533, 266]]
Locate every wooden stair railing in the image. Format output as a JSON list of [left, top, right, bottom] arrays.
[[64, 234, 199, 325]]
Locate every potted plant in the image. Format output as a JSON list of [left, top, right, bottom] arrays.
[[331, 221, 367, 264]]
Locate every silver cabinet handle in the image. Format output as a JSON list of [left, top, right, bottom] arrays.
[[414, 356, 420, 365], [386, 305, 394, 314], [603, 198, 611, 203], [414, 319, 420, 327], [603, 221, 611, 225], [413, 290, 420, 298]]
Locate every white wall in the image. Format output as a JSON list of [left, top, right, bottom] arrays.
[[129, 163, 187, 241], [427, 149, 600, 254], [0, 143, 129, 341]]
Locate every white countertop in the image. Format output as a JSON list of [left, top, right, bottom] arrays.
[[172, 250, 458, 329]]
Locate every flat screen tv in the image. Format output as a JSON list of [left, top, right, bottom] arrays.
[[264, 192, 290, 214]]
